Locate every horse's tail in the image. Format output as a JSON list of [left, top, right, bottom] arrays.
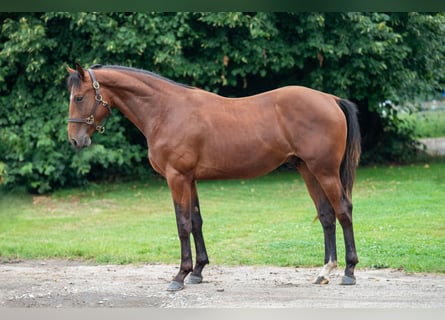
[[337, 99, 361, 200]]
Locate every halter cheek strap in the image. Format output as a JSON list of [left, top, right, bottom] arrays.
[[68, 69, 112, 134]]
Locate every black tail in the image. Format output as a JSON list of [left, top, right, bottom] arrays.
[[337, 99, 361, 200]]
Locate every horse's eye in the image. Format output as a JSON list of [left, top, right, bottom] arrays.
[[75, 96, 84, 103]]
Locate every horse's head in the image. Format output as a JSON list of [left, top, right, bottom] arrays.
[[66, 63, 111, 149]]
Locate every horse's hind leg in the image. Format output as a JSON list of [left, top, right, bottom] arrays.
[[335, 193, 358, 285], [311, 167, 358, 285], [188, 181, 209, 284], [297, 163, 338, 284]]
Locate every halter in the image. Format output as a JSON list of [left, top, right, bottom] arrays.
[[68, 69, 112, 134]]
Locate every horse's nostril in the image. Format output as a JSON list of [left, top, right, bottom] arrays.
[[83, 136, 91, 147], [70, 138, 79, 147], [70, 136, 91, 148]]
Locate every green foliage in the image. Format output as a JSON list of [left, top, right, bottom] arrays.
[[410, 109, 445, 138], [1, 164, 444, 272], [1, 13, 444, 192]]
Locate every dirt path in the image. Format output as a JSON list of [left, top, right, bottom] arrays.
[[1, 260, 444, 308], [418, 137, 445, 156]]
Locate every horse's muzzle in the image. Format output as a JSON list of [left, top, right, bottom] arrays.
[[70, 135, 91, 149]]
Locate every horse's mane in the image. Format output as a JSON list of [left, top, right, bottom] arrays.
[[92, 64, 195, 89], [67, 64, 195, 90]]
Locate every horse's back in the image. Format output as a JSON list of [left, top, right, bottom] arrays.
[[189, 86, 347, 179]]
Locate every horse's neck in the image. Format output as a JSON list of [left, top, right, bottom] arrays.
[[105, 71, 180, 141]]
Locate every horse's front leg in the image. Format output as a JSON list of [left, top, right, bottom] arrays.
[[188, 181, 209, 284], [166, 172, 194, 291]]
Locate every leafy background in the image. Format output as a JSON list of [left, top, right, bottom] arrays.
[[1, 12, 444, 193]]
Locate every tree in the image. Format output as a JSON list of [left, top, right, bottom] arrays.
[[1, 12, 444, 193]]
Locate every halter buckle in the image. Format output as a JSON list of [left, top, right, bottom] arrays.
[[96, 125, 105, 134], [85, 115, 95, 125]]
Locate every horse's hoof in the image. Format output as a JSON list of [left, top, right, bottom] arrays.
[[187, 274, 203, 284], [167, 281, 184, 291], [340, 275, 356, 285], [313, 275, 330, 285]]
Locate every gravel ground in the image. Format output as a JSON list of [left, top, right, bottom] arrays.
[[1, 260, 444, 308]]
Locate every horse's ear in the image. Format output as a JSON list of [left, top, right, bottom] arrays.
[[66, 64, 75, 74], [74, 62, 85, 79]]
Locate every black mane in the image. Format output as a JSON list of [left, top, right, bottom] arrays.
[[67, 64, 195, 90], [91, 64, 195, 89]]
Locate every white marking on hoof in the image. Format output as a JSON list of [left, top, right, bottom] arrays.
[[314, 259, 337, 285], [313, 275, 330, 284]]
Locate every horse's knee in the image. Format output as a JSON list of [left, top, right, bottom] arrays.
[[176, 216, 192, 239], [177, 225, 191, 239], [318, 201, 336, 227]]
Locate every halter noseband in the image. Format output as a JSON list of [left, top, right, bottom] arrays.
[[68, 69, 112, 134]]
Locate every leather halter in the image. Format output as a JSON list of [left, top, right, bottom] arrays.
[[68, 69, 112, 134]]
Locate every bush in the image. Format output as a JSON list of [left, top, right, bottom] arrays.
[[1, 12, 444, 193]]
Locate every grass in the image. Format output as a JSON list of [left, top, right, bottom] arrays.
[[401, 101, 445, 138], [412, 109, 445, 138], [0, 161, 444, 273]]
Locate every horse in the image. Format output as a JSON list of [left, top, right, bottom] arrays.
[[66, 63, 361, 291]]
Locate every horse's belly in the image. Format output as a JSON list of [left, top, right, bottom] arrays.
[[194, 148, 288, 180]]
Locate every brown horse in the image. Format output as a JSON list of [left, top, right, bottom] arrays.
[[66, 63, 361, 291]]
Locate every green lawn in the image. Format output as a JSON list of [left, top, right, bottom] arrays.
[[1, 161, 444, 273], [402, 101, 445, 138]]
